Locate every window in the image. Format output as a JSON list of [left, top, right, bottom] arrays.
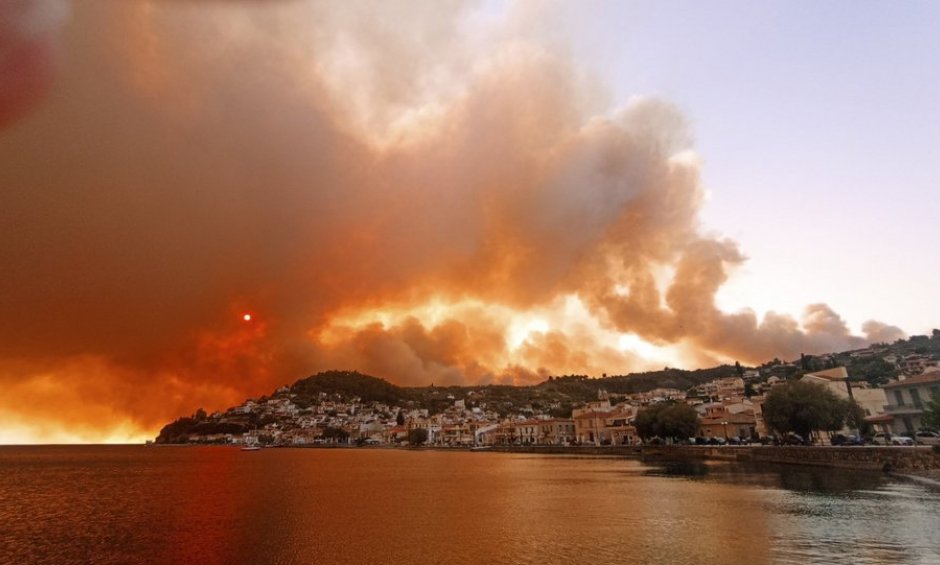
[[911, 389, 923, 408], [894, 390, 905, 406]]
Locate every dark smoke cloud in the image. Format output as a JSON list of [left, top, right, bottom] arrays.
[[0, 2, 904, 441]]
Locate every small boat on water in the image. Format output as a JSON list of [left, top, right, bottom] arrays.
[[241, 446, 262, 451], [470, 446, 492, 452]]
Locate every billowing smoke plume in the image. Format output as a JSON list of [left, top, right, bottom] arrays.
[[0, 2, 905, 442]]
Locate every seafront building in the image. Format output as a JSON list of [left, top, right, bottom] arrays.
[[695, 401, 759, 440], [802, 367, 888, 422], [881, 370, 940, 434]]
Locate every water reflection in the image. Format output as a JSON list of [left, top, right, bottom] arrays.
[[641, 458, 892, 493], [1, 447, 938, 565], [640, 457, 940, 564]]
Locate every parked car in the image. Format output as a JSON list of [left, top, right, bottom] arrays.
[[782, 433, 808, 445], [871, 432, 914, 446], [831, 434, 864, 446], [894, 436, 915, 446], [914, 431, 940, 446]]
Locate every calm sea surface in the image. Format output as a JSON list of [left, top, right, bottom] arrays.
[[1, 446, 938, 565]]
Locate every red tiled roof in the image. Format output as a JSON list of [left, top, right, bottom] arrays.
[[883, 372, 940, 388], [574, 411, 610, 419]]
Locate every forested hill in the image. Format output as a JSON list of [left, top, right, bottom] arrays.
[[289, 370, 415, 405], [279, 365, 737, 416], [540, 365, 737, 397]]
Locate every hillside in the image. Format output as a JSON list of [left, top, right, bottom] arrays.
[[155, 331, 940, 443], [780, 331, 940, 386], [289, 370, 416, 405]]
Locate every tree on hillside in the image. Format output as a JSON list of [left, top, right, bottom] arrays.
[[408, 428, 429, 446], [922, 392, 940, 431], [396, 410, 406, 426], [322, 426, 349, 443], [635, 403, 699, 442], [763, 380, 845, 440], [291, 370, 411, 405], [847, 357, 898, 386], [154, 416, 198, 444]]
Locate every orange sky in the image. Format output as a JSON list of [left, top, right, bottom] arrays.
[[0, 2, 904, 444]]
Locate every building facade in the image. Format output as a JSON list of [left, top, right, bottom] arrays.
[[882, 372, 940, 433]]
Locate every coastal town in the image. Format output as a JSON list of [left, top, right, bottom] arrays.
[[155, 333, 940, 449]]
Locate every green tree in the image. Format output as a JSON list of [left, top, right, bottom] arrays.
[[842, 398, 871, 436], [154, 416, 197, 444], [408, 428, 429, 446], [763, 380, 844, 439], [257, 434, 275, 445], [322, 426, 349, 443], [922, 392, 940, 431], [550, 402, 574, 418], [396, 410, 406, 426], [635, 402, 699, 442], [847, 357, 898, 386]]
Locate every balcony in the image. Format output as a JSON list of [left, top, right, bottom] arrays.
[[883, 403, 923, 415]]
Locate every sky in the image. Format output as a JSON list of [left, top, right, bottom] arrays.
[[544, 0, 940, 332], [0, 0, 937, 444]]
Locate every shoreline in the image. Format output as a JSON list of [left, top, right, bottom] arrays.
[[10, 443, 940, 483], [143, 442, 940, 475]]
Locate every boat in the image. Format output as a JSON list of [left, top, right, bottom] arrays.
[[241, 446, 261, 451], [470, 445, 492, 451]]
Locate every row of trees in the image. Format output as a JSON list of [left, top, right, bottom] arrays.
[[633, 380, 873, 443]]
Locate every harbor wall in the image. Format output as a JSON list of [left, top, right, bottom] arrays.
[[489, 444, 940, 472], [634, 445, 940, 472]]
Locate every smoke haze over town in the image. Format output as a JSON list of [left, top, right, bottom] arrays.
[[2, 1, 935, 443]]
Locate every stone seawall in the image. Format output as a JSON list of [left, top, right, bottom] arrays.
[[489, 445, 644, 457], [487, 444, 940, 472], [638, 445, 940, 472]]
